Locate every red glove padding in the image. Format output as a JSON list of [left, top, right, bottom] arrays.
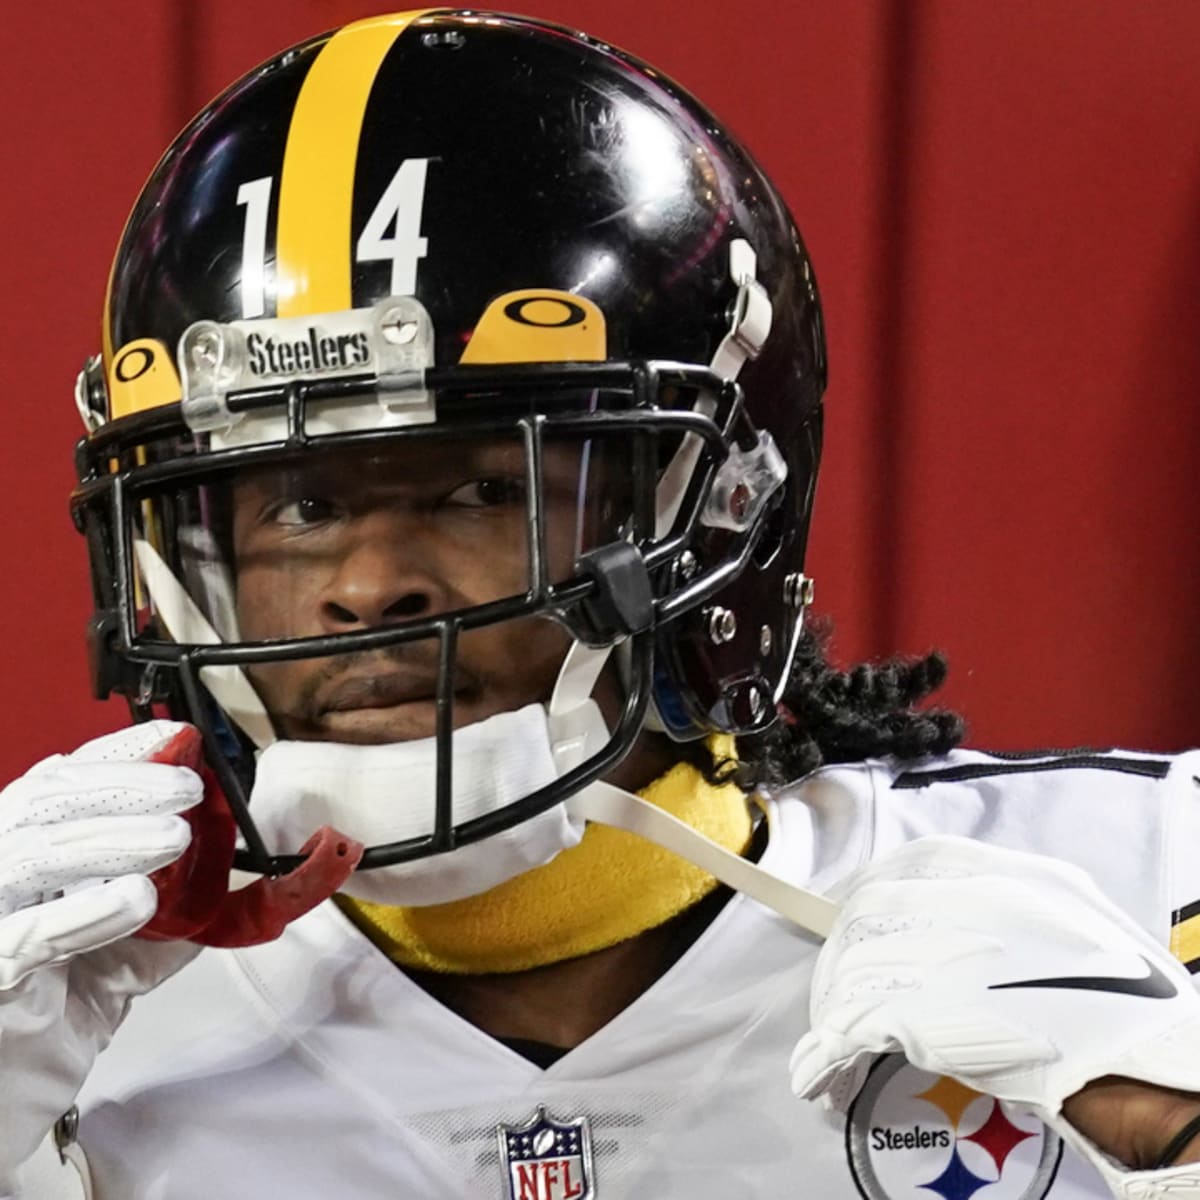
[[136, 727, 364, 947]]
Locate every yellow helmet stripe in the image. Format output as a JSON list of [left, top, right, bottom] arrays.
[[276, 11, 439, 318]]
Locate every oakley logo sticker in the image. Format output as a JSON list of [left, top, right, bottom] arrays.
[[460, 289, 607, 365], [107, 338, 180, 419], [504, 296, 588, 328], [114, 344, 156, 383]]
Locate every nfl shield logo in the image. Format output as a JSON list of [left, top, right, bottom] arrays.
[[497, 1106, 595, 1200]]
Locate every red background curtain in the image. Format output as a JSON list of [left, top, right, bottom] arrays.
[[2, 1, 1197, 778]]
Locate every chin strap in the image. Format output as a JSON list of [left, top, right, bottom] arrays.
[[567, 782, 837, 938], [548, 642, 838, 939], [133, 540, 276, 751]]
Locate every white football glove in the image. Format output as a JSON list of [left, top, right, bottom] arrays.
[[789, 836, 1200, 1199], [0, 722, 203, 1192]]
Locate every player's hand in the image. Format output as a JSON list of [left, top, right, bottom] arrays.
[[788, 836, 1200, 1195], [0, 722, 203, 1188]]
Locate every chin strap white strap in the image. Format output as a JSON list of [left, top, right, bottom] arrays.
[[567, 781, 837, 938], [133, 540, 276, 751], [548, 640, 611, 724], [549, 611, 838, 939]]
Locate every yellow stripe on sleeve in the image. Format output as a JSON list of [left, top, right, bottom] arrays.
[[1171, 909, 1200, 972]]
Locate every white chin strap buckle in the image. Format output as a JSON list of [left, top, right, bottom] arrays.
[[709, 239, 773, 383]]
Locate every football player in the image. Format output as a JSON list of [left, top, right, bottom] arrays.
[[2, 11, 1198, 1199]]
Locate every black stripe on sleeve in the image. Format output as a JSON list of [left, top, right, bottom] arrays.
[[893, 755, 1172, 789]]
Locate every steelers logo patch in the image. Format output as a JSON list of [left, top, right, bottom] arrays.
[[846, 1056, 1062, 1200]]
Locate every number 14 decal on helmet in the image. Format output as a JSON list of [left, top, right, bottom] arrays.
[[236, 158, 434, 320]]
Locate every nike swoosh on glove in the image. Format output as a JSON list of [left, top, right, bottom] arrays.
[[0, 722, 204, 1190], [788, 836, 1200, 1199]]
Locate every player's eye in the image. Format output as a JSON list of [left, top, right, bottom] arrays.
[[443, 476, 527, 509], [268, 496, 341, 527]]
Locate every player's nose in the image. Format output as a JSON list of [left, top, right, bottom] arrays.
[[317, 509, 449, 631]]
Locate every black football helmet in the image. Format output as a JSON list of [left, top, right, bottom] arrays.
[[72, 10, 825, 877]]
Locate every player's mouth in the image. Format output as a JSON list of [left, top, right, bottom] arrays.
[[321, 672, 444, 713], [314, 671, 478, 743]]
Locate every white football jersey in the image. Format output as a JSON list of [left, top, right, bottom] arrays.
[[75, 747, 1200, 1199]]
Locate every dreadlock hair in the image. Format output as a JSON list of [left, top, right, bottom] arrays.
[[709, 617, 967, 791]]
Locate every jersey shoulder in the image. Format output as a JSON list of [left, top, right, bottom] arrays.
[[774, 746, 1200, 956]]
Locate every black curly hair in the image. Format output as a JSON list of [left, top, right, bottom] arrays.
[[704, 617, 967, 790]]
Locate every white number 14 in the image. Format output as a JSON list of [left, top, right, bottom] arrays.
[[235, 158, 433, 318]]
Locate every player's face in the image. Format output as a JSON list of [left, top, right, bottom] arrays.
[[230, 437, 617, 745]]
